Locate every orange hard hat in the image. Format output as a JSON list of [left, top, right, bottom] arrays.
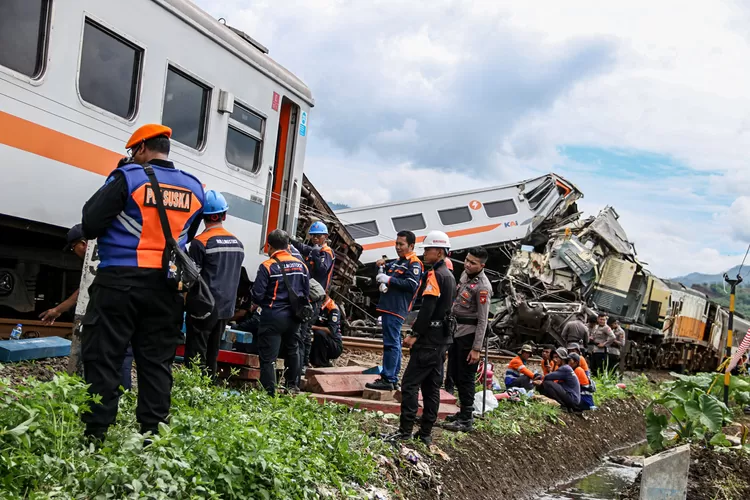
[[126, 124, 172, 149]]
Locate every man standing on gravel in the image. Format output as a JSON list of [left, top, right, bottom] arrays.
[[591, 313, 615, 375]]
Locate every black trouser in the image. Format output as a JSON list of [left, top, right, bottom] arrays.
[[257, 315, 300, 395], [121, 344, 133, 391], [451, 334, 478, 419], [298, 298, 322, 371], [81, 283, 183, 437], [592, 352, 609, 375], [538, 380, 578, 410], [185, 312, 226, 378], [507, 374, 534, 391], [608, 352, 621, 373], [399, 344, 449, 437], [310, 330, 343, 368], [444, 344, 457, 393]]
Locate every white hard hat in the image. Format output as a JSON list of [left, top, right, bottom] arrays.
[[420, 230, 451, 250]]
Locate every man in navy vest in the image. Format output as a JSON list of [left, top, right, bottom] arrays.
[[80, 124, 205, 442]]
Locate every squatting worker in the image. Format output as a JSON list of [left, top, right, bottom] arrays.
[[443, 246, 492, 433], [309, 295, 343, 367], [504, 344, 535, 390], [533, 348, 581, 411], [290, 221, 335, 375], [80, 124, 205, 441], [252, 229, 310, 395], [391, 231, 456, 446], [185, 190, 244, 379], [366, 230, 423, 391], [39, 224, 87, 325]]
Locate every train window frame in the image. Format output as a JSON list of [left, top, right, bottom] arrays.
[[484, 199, 518, 218], [76, 15, 144, 123], [225, 100, 266, 175], [392, 213, 427, 232], [0, 0, 53, 84], [160, 62, 212, 154], [345, 220, 380, 240], [437, 206, 473, 226]]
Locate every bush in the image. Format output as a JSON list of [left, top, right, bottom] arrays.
[[0, 365, 385, 499]]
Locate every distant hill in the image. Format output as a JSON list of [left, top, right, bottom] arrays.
[[671, 265, 747, 287]]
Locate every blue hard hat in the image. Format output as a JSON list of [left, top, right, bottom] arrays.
[[204, 190, 229, 215], [309, 221, 329, 234]]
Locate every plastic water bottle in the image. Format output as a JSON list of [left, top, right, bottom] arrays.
[[378, 264, 388, 294], [10, 324, 22, 340]]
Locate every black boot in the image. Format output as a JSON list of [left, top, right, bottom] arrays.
[[415, 430, 433, 446], [365, 377, 395, 390], [443, 418, 474, 433], [444, 412, 461, 423]]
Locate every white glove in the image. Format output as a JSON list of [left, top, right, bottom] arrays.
[[376, 273, 391, 284]]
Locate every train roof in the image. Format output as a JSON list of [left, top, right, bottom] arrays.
[[161, 0, 313, 106], [335, 173, 580, 215]]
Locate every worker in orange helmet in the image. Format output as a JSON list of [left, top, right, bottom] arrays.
[[80, 124, 205, 444]]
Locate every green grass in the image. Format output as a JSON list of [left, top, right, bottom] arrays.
[[0, 364, 389, 499], [592, 369, 656, 406], [474, 400, 563, 436]]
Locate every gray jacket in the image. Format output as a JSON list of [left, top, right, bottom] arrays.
[[591, 325, 615, 353], [451, 270, 493, 351]]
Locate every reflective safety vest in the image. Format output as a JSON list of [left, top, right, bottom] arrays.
[[98, 163, 204, 268]]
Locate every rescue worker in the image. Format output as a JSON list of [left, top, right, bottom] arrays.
[[562, 312, 589, 347], [184, 190, 244, 379], [608, 318, 626, 373], [252, 229, 310, 395], [505, 345, 535, 390], [290, 221, 335, 374], [566, 342, 591, 377], [309, 295, 343, 367], [391, 231, 456, 446], [533, 348, 581, 411], [39, 224, 87, 324], [572, 353, 596, 410], [591, 313, 615, 375], [366, 230, 423, 391], [444, 247, 492, 432], [80, 124, 205, 441], [541, 346, 554, 375]]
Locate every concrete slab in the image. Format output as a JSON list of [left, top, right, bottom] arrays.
[[0, 337, 71, 362], [395, 389, 458, 405], [306, 366, 369, 376], [312, 394, 460, 418], [306, 373, 380, 396], [362, 388, 397, 401], [640, 444, 690, 500]]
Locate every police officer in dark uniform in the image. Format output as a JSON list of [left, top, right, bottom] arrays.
[[443, 247, 492, 432], [392, 231, 456, 446], [309, 295, 343, 367], [80, 124, 205, 441], [185, 190, 244, 378]]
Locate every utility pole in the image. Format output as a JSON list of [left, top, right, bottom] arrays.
[[723, 272, 743, 405]]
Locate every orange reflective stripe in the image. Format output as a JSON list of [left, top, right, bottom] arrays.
[[195, 226, 234, 244], [422, 270, 440, 297], [270, 281, 278, 308], [132, 182, 202, 268]]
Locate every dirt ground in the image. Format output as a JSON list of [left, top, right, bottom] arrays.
[[619, 445, 750, 500], [395, 397, 649, 500]]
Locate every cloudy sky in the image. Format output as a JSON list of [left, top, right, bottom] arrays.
[[197, 0, 750, 278]]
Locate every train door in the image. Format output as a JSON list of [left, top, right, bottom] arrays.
[[263, 97, 300, 248]]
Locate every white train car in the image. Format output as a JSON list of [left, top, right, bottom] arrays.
[[336, 174, 581, 264], [0, 0, 313, 328]]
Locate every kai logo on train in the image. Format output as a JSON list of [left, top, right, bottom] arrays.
[[504, 221, 518, 228], [144, 186, 192, 212]]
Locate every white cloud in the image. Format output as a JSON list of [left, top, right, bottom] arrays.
[[195, 0, 750, 277]]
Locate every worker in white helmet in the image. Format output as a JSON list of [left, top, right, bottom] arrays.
[[389, 230, 456, 446]]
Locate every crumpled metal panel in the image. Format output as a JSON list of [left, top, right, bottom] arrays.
[[587, 207, 633, 256]]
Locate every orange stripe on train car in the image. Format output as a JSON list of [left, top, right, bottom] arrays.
[[360, 223, 502, 251], [0, 111, 122, 176]]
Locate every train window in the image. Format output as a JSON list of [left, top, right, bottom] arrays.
[[438, 206, 472, 226], [0, 0, 51, 78], [484, 199, 518, 218], [392, 214, 426, 232], [162, 67, 210, 150], [79, 19, 143, 119], [226, 103, 264, 173], [345, 221, 379, 239]]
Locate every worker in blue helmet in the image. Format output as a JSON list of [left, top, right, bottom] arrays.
[[290, 221, 336, 376], [185, 190, 245, 379]]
